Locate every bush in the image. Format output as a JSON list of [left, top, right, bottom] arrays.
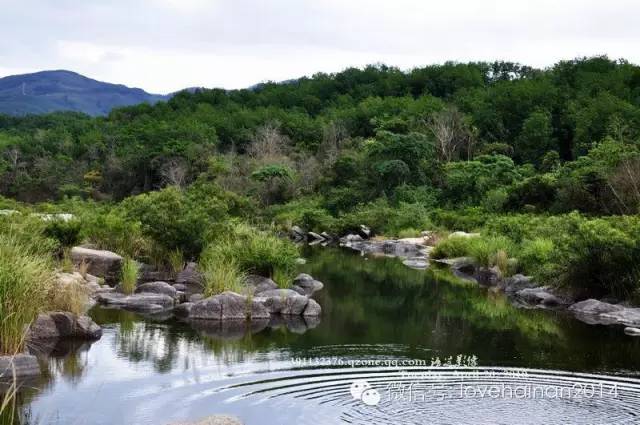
[[200, 256, 245, 297], [431, 235, 475, 259], [43, 218, 82, 247], [519, 238, 556, 278], [80, 208, 149, 258]]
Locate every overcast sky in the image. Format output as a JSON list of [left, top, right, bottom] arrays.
[[1, 0, 639, 94]]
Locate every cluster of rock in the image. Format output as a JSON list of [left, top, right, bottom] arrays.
[[569, 299, 640, 335], [70, 246, 324, 329]]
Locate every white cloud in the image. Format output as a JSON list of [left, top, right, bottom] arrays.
[[1, 0, 639, 93]]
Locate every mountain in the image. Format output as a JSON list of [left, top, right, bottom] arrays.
[[0, 70, 169, 116]]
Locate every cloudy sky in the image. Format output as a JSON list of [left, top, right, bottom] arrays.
[[1, 0, 639, 93]]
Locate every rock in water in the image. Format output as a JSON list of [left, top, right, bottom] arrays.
[[70, 247, 123, 285], [135, 281, 177, 298], [303, 298, 322, 317], [291, 273, 324, 296], [189, 292, 270, 320], [28, 312, 102, 340]]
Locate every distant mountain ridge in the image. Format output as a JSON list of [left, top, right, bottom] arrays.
[[0, 70, 169, 116]]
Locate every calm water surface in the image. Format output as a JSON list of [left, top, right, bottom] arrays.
[[16, 247, 640, 424]]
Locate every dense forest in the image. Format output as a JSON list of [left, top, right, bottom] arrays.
[[2, 56, 640, 302]]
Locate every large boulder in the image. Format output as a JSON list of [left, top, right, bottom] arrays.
[[501, 274, 536, 294], [190, 292, 270, 320], [135, 281, 177, 298], [0, 354, 40, 379], [290, 225, 306, 240], [28, 312, 102, 340], [70, 247, 123, 285], [256, 289, 309, 315], [569, 299, 623, 316], [569, 299, 640, 327], [624, 327, 640, 336], [291, 273, 324, 296]]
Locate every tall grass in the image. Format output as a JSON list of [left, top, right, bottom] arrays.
[[0, 369, 17, 425], [0, 234, 53, 355], [200, 223, 298, 295], [432, 234, 515, 275], [168, 248, 184, 277], [120, 258, 139, 295], [200, 256, 245, 297], [48, 279, 89, 315]]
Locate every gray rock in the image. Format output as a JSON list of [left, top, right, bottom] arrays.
[[138, 263, 174, 283], [70, 247, 123, 285], [516, 287, 566, 307], [569, 299, 623, 316], [320, 231, 332, 241], [135, 281, 177, 298], [245, 275, 278, 295], [291, 274, 324, 295], [173, 302, 194, 318], [176, 262, 204, 287], [257, 289, 309, 315], [342, 233, 363, 242], [168, 415, 243, 425], [189, 293, 204, 303], [303, 298, 322, 317], [624, 327, 640, 336], [96, 292, 175, 312], [359, 224, 371, 238], [173, 283, 187, 292], [308, 231, 325, 241], [189, 292, 270, 320], [0, 354, 40, 379], [290, 225, 306, 240], [28, 312, 102, 340]]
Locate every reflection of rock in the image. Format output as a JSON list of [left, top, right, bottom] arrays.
[[29, 338, 93, 358], [304, 314, 321, 330], [70, 247, 123, 285], [28, 312, 102, 341], [135, 281, 177, 298], [96, 292, 175, 312], [169, 414, 244, 425], [173, 302, 193, 317], [0, 354, 41, 379], [189, 318, 269, 341], [570, 299, 640, 327], [402, 257, 428, 270]]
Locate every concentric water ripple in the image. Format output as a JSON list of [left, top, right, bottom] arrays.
[[204, 366, 640, 425]]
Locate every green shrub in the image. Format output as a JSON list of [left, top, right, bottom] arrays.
[[519, 238, 556, 279], [121, 258, 139, 295], [0, 234, 53, 354], [43, 218, 82, 247], [467, 235, 516, 273], [80, 209, 149, 258]]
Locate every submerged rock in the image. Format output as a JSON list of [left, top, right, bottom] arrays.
[[28, 312, 102, 340], [0, 354, 40, 379], [402, 257, 429, 270], [70, 247, 123, 285]]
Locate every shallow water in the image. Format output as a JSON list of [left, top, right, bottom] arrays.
[[15, 247, 640, 424]]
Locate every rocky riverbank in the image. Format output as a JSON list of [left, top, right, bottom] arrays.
[[290, 225, 640, 337]]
